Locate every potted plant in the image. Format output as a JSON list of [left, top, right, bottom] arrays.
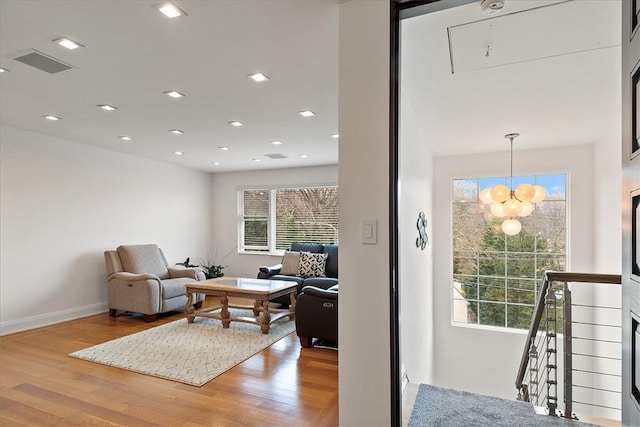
[[195, 247, 234, 279], [199, 262, 225, 279]]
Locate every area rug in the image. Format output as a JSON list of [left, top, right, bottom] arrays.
[[69, 309, 295, 386], [408, 384, 597, 427]]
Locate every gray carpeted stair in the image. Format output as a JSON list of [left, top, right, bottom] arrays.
[[408, 384, 597, 427]]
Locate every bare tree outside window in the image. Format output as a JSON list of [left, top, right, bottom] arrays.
[[240, 186, 338, 254]]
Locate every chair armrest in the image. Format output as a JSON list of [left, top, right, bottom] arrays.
[[108, 272, 161, 282], [300, 285, 338, 300], [259, 264, 282, 277], [168, 266, 204, 280]]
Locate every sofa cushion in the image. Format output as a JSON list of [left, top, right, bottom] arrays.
[[303, 277, 339, 290], [323, 244, 338, 278], [290, 242, 323, 253], [280, 251, 301, 276], [298, 251, 328, 278], [160, 277, 193, 299], [117, 244, 169, 279]]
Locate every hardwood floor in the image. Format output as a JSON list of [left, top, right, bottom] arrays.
[[0, 298, 338, 426]]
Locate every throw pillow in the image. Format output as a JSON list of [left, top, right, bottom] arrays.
[[298, 251, 328, 278], [280, 251, 301, 276]]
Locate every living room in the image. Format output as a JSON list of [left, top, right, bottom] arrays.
[[1, 1, 638, 426]]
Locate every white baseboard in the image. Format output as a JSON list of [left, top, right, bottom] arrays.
[[0, 302, 109, 336]]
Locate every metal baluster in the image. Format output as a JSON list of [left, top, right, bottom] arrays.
[[563, 281, 575, 419], [528, 341, 538, 403], [545, 282, 558, 416]]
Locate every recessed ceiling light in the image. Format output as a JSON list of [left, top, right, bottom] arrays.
[[173, 151, 184, 156], [271, 140, 282, 145], [54, 37, 83, 50], [300, 154, 309, 158], [164, 90, 185, 98], [169, 129, 184, 134], [299, 110, 315, 117], [97, 104, 118, 111], [157, 2, 185, 18], [118, 136, 133, 141], [248, 72, 270, 82], [229, 121, 244, 127], [212, 162, 220, 166], [253, 158, 262, 162], [0, 67, 9, 73], [218, 146, 229, 151], [43, 115, 61, 121], [331, 134, 339, 139]]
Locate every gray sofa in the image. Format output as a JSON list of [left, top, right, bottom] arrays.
[[257, 242, 338, 306], [104, 244, 205, 322]]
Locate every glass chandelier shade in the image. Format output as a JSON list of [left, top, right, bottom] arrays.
[[478, 133, 546, 236]]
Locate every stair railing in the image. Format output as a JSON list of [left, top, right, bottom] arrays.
[[515, 271, 622, 419]]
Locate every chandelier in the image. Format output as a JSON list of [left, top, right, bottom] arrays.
[[478, 133, 546, 236]]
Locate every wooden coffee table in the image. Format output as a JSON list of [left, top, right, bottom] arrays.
[[185, 277, 297, 334]]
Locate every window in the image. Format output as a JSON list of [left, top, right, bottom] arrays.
[[239, 186, 338, 254], [452, 174, 566, 330]]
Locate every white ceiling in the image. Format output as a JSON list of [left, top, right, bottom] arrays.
[[0, 0, 339, 173], [401, 0, 621, 156], [0, 0, 621, 172]]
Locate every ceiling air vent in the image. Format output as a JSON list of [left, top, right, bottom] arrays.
[[264, 153, 287, 159], [14, 50, 73, 74]]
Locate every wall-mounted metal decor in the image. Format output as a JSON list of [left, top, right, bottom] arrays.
[[634, 66, 640, 157], [416, 211, 429, 250]]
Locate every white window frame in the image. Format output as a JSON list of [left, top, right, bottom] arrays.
[[238, 188, 270, 252], [237, 183, 338, 255]]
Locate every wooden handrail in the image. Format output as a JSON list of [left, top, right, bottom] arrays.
[[544, 272, 621, 285], [515, 271, 621, 390]]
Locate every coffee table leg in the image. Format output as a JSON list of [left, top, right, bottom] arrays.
[[253, 300, 261, 316], [221, 295, 230, 328], [288, 291, 296, 321], [260, 299, 271, 334], [185, 289, 195, 323]]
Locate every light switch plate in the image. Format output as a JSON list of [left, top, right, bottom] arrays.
[[361, 219, 377, 244]]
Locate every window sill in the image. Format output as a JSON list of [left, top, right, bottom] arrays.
[[238, 250, 285, 257], [450, 321, 530, 335]]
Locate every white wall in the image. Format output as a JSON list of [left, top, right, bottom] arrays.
[[0, 125, 212, 335], [338, 1, 391, 426], [209, 165, 337, 277], [431, 144, 620, 399], [594, 136, 622, 273], [399, 88, 435, 385]]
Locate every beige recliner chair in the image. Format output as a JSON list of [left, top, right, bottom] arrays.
[[104, 244, 206, 322]]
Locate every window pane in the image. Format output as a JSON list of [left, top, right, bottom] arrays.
[[506, 278, 536, 304], [455, 300, 478, 324], [507, 305, 535, 329], [479, 277, 505, 303], [477, 251, 505, 276], [506, 254, 535, 277], [479, 302, 506, 327], [243, 219, 267, 248], [243, 190, 269, 216], [452, 174, 566, 330], [453, 179, 478, 202], [275, 187, 338, 249], [453, 252, 477, 275]]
